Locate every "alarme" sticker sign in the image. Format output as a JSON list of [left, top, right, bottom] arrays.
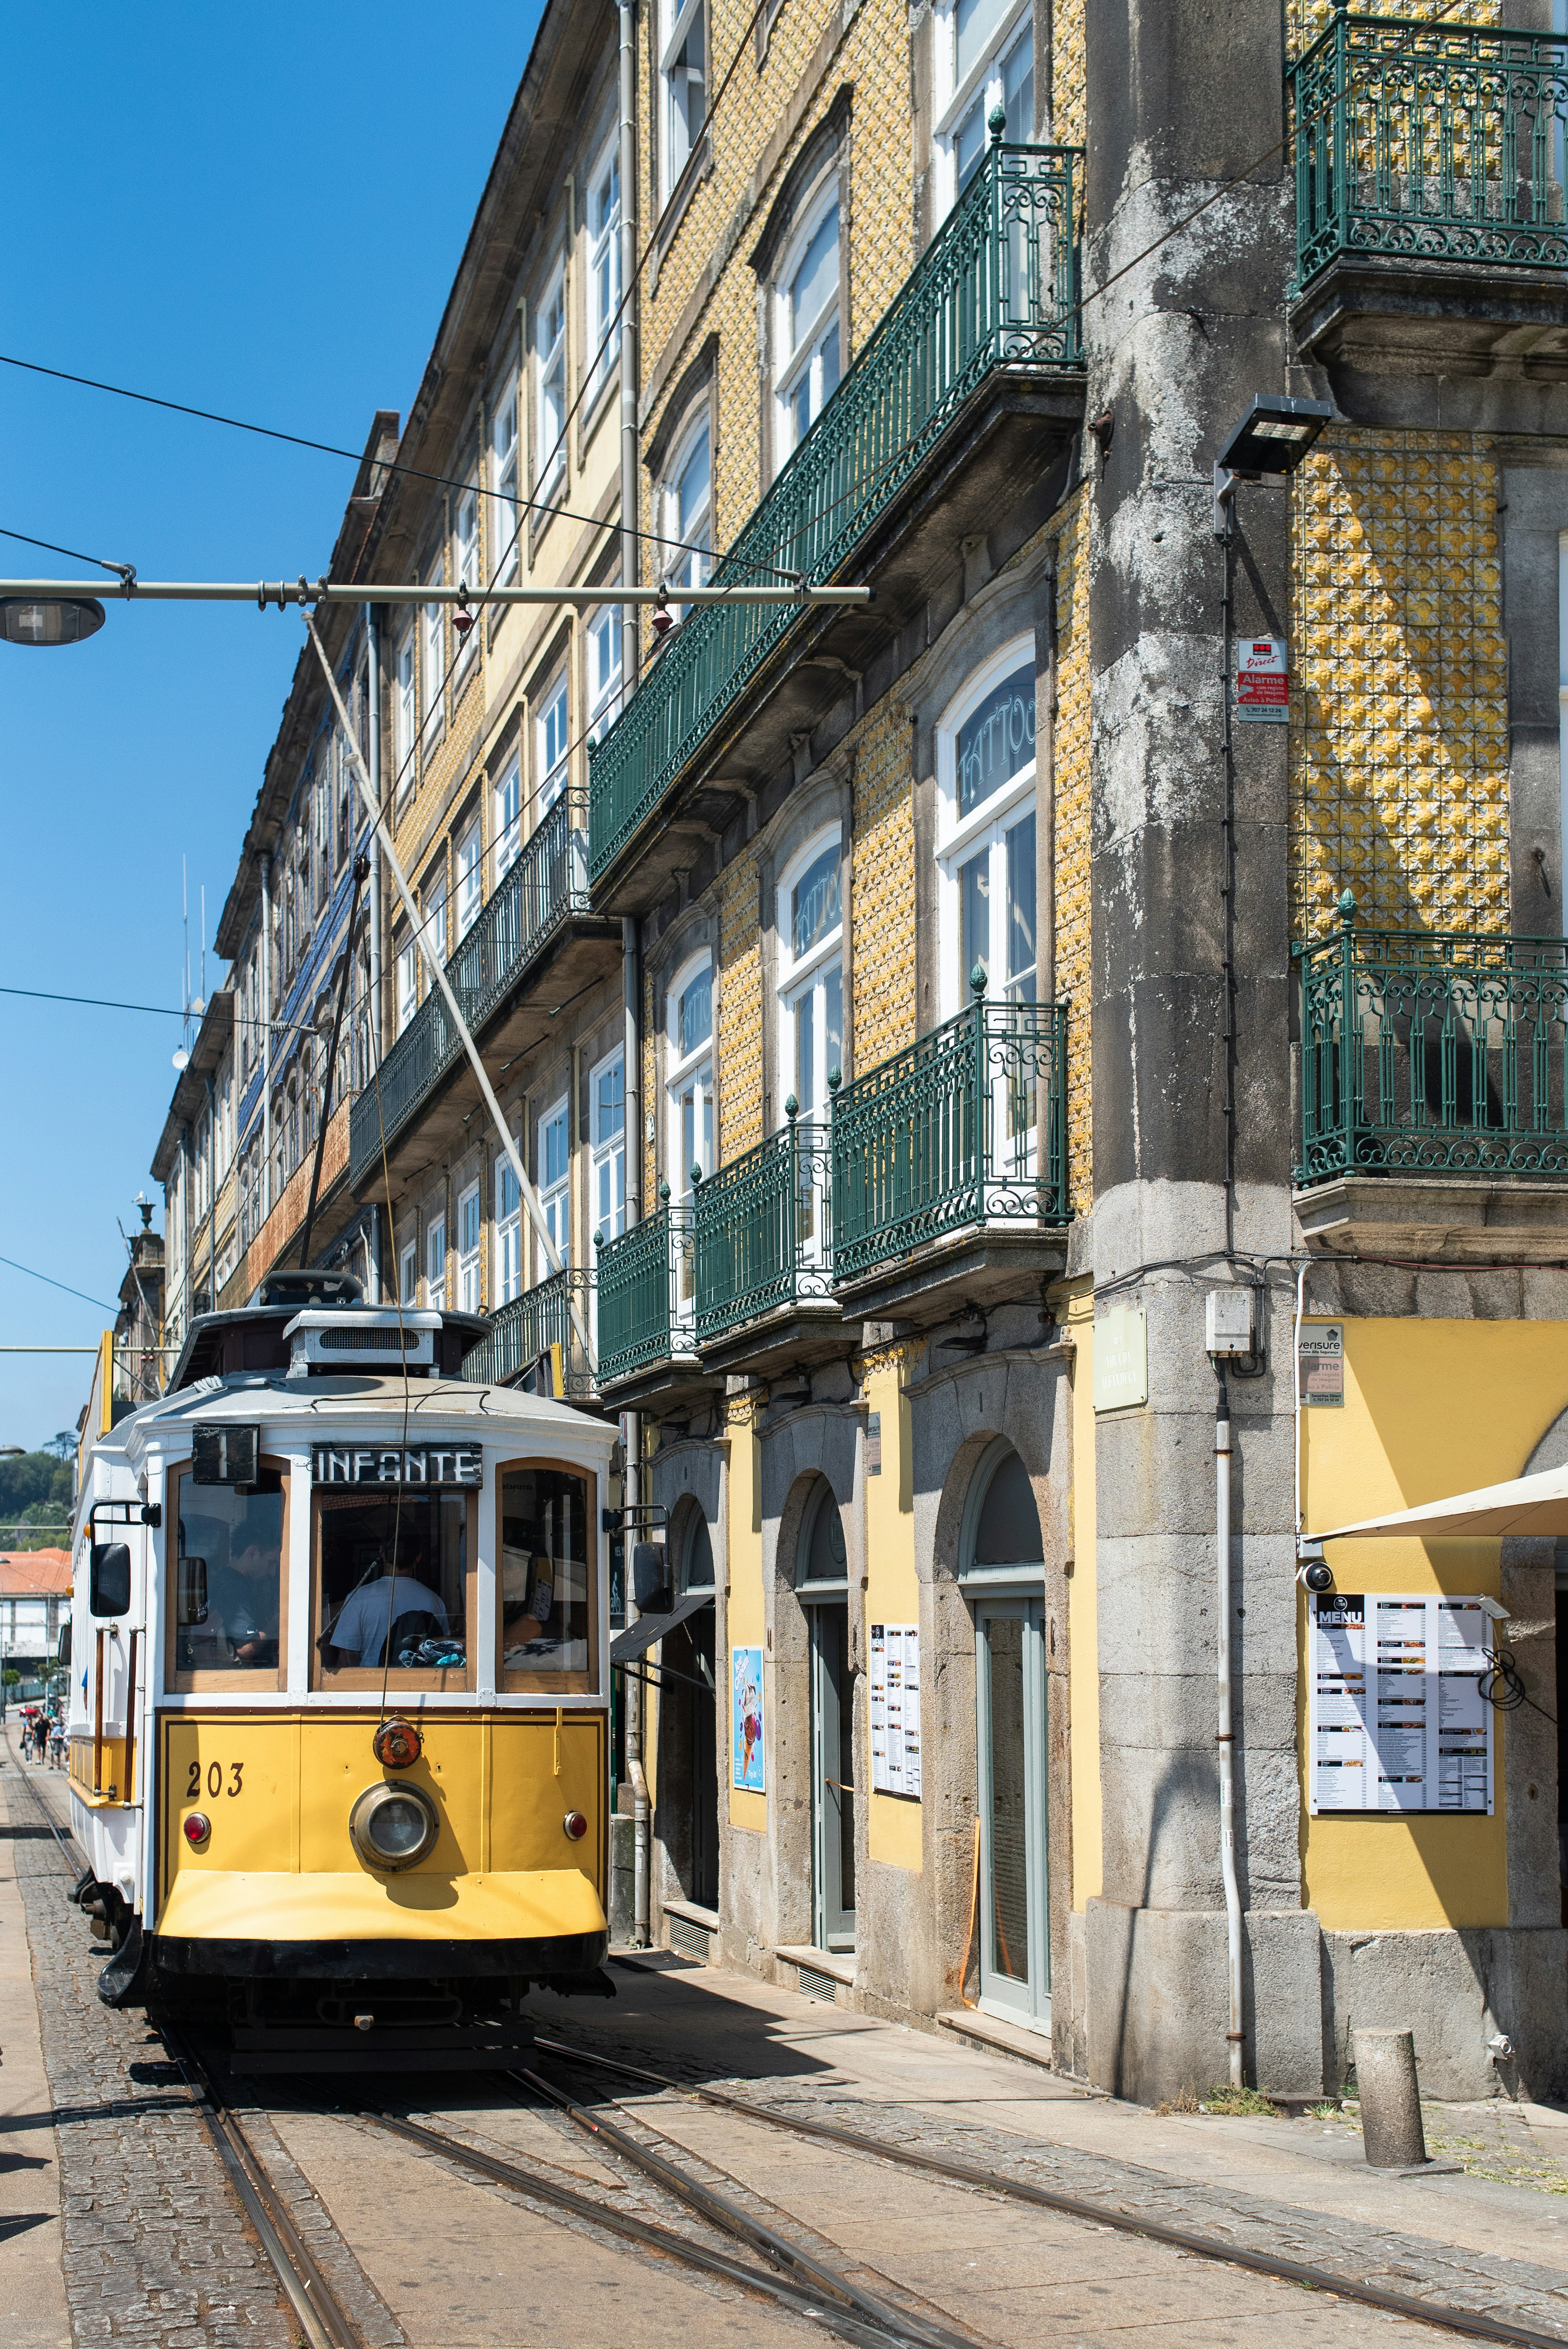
[[1235, 635, 1288, 724]]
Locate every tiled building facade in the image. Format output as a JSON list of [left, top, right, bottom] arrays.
[[146, 0, 1568, 2103]]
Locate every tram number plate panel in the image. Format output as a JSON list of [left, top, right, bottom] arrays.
[[312, 1444, 483, 1487], [186, 1758, 245, 1800]]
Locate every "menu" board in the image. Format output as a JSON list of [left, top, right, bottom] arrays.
[[869, 1624, 922, 1798], [1309, 1591, 1493, 1815]]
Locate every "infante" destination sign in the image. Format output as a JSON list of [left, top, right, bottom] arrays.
[[311, 1445, 483, 1488]]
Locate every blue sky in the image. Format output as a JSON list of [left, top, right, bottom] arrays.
[[0, 4, 541, 1452]]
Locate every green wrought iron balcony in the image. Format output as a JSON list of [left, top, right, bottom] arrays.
[[594, 1198, 696, 1388], [693, 1110, 833, 1346], [831, 984, 1071, 1285], [1290, 13, 1568, 293], [588, 134, 1082, 887], [1295, 896, 1568, 1185], [460, 1265, 597, 1397], [348, 793, 590, 1185]]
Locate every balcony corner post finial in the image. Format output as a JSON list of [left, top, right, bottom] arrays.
[[784, 1093, 799, 1121], [989, 103, 1007, 145], [1337, 887, 1356, 928], [690, 1163, 703, 1190], [828, 1065, 841, 1092], [659, 1179, 671, 1202], [970, 963, 989, 998]]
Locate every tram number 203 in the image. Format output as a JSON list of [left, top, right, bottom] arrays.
[[187, 1761, 245, 1799]]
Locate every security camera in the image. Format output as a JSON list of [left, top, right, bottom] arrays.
[[1296, 1542, 1334, 1595]]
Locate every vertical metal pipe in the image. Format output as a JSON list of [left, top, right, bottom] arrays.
[[205, 1075, 217, 1312], [260, 853, 274, 1219], [1215, 1372, 1244, 2088], [366, 612, 384, 1070], [618, 0, 641, 702]]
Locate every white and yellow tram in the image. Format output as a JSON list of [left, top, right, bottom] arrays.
[[65, 1271, 613, 2062]]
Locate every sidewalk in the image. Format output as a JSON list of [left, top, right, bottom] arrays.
[[0, 1721, 71, 2349]]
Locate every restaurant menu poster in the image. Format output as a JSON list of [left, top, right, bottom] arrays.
[[869, 1623, 922, 1799], [1310, 1591, 1492, 1815]]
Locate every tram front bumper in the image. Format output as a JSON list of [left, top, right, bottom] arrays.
[[151, 1866, 608, 1979]]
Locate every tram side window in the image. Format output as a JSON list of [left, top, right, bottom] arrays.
[[313, 1490, 471, 1689], [500, 1466, 592, 1688], [173, 1469, 286, 1683]]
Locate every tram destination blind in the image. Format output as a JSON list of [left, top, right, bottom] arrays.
[[869, 1625, 922, 1799], [1309, 1591, 1493, 1815]]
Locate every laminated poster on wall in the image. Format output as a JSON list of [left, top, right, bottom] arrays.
[[1309, 1591, 1492, 1815], [732, 1646, 765, 1792], [869, 1624, 922, 1799]]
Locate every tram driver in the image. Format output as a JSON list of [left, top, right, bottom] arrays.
[[326, 1544, 451, 1669]]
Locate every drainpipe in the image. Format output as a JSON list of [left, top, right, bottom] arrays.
[[617, 0, 640, 703], [205, 1073, 217, 1312], [620, 917, 648, 1945], [366, 612, 384, 1070], [260, 853, 274, 1222], [1214, 1368, 1244, 2089]]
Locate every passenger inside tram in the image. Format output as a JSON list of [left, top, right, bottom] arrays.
[[500, 1465, 589, 1676], [174, 1474, 285, 1672], [314, 1489, 468, 1682]]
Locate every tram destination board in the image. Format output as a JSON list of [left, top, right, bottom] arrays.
[[311, 1443, 483, 1487]]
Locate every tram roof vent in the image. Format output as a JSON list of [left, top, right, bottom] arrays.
[[282, 1308, 442, 1380]]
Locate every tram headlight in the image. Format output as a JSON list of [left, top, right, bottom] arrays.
[[349, 1781, 439, 1872]]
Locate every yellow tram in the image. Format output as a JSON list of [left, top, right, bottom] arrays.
[[65, 1272, 614, 2064]]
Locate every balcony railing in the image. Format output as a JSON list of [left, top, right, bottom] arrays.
[[693, 1110, 833, 1345], [1296, 896, 1568, 1183], [1290, 13, 1568, 290], [349, 793, 589, 1182], [831, 987, 1070, 1284], [595, 1200, 695, 1387], [460, 1265, 597, 1396], [587, 134, 1082, 883]]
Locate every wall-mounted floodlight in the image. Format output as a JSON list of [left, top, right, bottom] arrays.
[[1212, 394, 1334, 539], [0, 595, 106, 646]]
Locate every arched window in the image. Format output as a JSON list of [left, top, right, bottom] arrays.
[[681, 1510, 715, 1591], [776, 827, 844, 1119], [936, 640, 1038, 1017], [666, 950, 715, 1199], [773, 190, 842, 466], [797, 1475, 847, 1589], [961, 1438, 1042, 1581]]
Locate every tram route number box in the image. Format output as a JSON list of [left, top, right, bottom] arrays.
[[1234, 634, 1289, 724], [311, 1443, 483, 1487]]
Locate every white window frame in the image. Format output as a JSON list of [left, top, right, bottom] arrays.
[[422, 864, 448, 971], [587, 604, 623, 741], [662, 415, 711, 602], [400, 1239, 419, 1305], [491, 384, 519, 580], [931, 0, 1034, 223], [659, 0, 706, 203], [495, 1152, 523, 1305], [456, 818, 483, 939], [453, 475, 480, 666], [776, 826, 844, 1119], [773, 190, 842, 469], [589, 1046, 627, 1245], [392, 618, 416, 788], [537, 675, 570, 811], [537, 263, 567, 490], [421, 566, 445, 751], [666, 949, 715, 1201], [538, 1093, 571, 1274], [457, 1179, 482, 1313], [396, 939, 419, 1036], [494, 752, 523, 882], [935, 637, 1039, 1016], [426, 1211, 448, 1305], [587, 138, 621, 407]]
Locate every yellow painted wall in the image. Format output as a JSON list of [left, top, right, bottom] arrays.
[[862, 1352, 922, 1872], [1300, 1317, 1568, 1931], [1061, 1283, 1101, 1909], [724, 1401, 768, 1833]]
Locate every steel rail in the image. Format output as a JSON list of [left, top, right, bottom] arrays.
[[508, 2062, 976, 2349], [360, 2104, 964, 2349], [163, 2034, 363, 2349], [532, 2035, 1568, 2349], [3, 1761, 361, 2349], [0, 575, 871, 607]]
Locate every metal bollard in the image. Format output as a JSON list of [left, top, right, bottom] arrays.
[[1354, 2028, 1428, 2168]]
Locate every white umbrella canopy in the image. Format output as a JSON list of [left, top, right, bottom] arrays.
[[1316, 1462, 1568, 1542]]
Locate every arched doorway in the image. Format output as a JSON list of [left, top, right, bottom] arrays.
[[797, 1476, 855, 1952], [962, 1438, 1048, 2026], [656, 1507, 719, 1912]]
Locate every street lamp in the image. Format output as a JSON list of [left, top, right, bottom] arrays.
[[0, 595, 105, 646], [1212, 393, 1333, 539]]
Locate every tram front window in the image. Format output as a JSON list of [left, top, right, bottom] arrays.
[[500, 1465, 592, 1689], [173, 1468, 285, 1687], [313, 1491, 472, 1689]]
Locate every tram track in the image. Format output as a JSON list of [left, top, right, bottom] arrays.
[[527, 2030, 1568, 2349]]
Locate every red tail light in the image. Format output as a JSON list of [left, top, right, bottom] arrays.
[[563, 1810, 588, 1841], [183, 1812, 212, 1850]]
